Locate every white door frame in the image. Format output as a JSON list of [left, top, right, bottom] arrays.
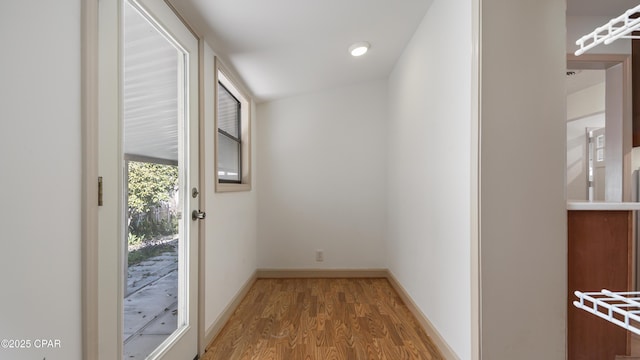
[[80, 0, 204, 358], [80, 0, 100, 358]]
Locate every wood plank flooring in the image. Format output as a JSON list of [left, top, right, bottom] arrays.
[[203, 278, 444, 360]]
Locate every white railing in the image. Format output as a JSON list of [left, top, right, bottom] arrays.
[[575, 4, 640, 56], [573, 289, 640, 335]]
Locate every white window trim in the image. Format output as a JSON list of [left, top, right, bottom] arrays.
[[214, 57, 252, 192]]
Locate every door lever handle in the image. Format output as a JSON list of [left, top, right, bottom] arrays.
[[191, 210, 206, 221]]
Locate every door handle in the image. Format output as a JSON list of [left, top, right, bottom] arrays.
[[191, 210, 206, 221]]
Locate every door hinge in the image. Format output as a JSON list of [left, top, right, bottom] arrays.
[[98, 176, 103, 206]]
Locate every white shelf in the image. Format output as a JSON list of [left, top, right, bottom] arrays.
[[567, 202, 640, 211], [575, 4, 640, 56], [573, 289, 640, 335]]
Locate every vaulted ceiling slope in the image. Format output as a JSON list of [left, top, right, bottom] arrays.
[[168, 0, 433, 102]]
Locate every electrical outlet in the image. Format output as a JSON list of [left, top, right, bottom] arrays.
[[315, 249, 324, 262]]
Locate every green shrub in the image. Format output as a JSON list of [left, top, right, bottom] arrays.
[[127, 161, 179, 246], [128, 233, 144, 247], [128, 213, 178, 243]]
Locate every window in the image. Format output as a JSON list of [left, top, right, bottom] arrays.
[[217, 82, 241, 183], [215, 58, 251, 192]]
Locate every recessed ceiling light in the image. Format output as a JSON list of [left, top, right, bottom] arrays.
[[349, 41, 370, 57]]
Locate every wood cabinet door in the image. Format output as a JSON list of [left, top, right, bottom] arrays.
[[568, 210, 632, 360]]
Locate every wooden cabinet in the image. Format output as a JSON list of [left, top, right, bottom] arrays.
[[568, 210, 633, 360]]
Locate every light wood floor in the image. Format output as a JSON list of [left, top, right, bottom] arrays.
[[203, 278, 444, 360]]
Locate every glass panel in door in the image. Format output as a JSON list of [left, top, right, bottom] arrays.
[[122, 1, 188, 358]]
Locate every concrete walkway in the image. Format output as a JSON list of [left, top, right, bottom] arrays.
[[123, 239, 178, 359]]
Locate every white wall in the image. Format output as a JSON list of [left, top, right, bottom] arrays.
[[480, 0, 566, 358], [256, 80, 387, 269], [386, 0, 472, 358], [0, 2, 82, 360], [202, 43, 258, 331], [567, 82, 606, 121]]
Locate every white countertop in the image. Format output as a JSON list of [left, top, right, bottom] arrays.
[[567, 201, 640, 210]]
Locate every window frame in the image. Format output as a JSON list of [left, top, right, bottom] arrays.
[[214, 57, 252, 192]]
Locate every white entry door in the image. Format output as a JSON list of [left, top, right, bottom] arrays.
[[98, 0, 200, 359]]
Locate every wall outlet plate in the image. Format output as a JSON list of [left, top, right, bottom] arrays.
[[315, 249, 324, 262]]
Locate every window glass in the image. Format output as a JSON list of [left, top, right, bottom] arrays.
[[217, 81, 241, 183], [218, 133, 241, 182], [217, 83, 240, 138]]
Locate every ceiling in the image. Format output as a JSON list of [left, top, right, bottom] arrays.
[[167, 0, 640, 103], [168, 0, 433, 102], [566, 0, 640, 17]]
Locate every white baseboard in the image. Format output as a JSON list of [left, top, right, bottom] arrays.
[[386, 270, 460, 360], [203, 270, 257, 350], [256, 268, 388, 278]]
